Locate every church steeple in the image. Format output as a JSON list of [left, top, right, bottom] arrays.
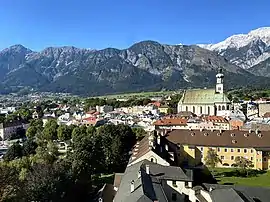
[[216, 68, 224, 94]]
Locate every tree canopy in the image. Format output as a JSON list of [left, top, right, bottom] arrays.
[[204, 148, 222, 169], [1, 123, 137, 201]]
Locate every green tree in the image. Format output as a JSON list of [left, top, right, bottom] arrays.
[[16, 108, 32, 121], [42, 119, 58, 140], [23, 161, 73, 201], [98, 124, 136, 172], [204, 148, 222, 169], [26, 126, 37, 139], [132, 127, 146, 140], [22, 139, 38, 156], [234, 156, 253, 177], [34, 142, 59, 164], [4, 142, 23, 162], [57, 125, 72, 141], [167, 107, 174, 114], [86, 126, 96, 136], [0, 163, 22, 201]]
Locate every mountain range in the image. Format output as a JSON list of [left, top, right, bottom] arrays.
[[1, 27, 270, 96]]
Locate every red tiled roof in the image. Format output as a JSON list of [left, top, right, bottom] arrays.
[[154, 118, 188, 126], [86, 110, 96, 114], [148, 101, 161, 107], [263, 112, 270, 118], [202, 116, 228, 123]]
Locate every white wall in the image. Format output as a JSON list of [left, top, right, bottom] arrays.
[[128, 150, 170, 167], [0, 129, 4, 140], [178, 104, 215, 116]]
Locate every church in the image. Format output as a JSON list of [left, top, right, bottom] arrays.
[[177, 69, 231, 116]]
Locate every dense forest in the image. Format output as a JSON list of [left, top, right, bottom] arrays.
[[0, 118, 144, 201]]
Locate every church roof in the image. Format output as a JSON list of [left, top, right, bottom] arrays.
[[179, 89, 230, 104]]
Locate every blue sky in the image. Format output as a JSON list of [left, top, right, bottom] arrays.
[[0, 0, 269, 51]]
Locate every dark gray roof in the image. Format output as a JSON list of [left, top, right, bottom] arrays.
[[203, 183, 270, 202], [114, 160, 191, 202], [0, 120, 28, 129], [210, 188, 252, 202], [146, 163, 192, 181], [96, 184, 116, 202]]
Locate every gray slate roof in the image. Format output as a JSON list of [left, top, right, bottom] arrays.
[[210, 188, 252, 202], [203, 183, 270, 202], [114, 159, 192, 202]]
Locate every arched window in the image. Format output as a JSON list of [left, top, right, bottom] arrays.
[[193, 106, 195, 113], [186, 106, 188, 111], [200, 106, 202, 114], [222, 106, 225, 110], [227, 105, 230, 110], [218, 105, 221, 111]]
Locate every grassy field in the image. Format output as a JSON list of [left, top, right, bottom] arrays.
[[212, 168, 270, 187], [96, 90, 178, 99]]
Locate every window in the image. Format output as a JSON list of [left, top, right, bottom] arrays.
[[264, 157, 267, 161], [251, 157, 253, 161], [231, 148, 234, 152], [208, 106, 210, 114], [227, 105, 230, 110], [172, 193, 177, 201], [200, 147, 203, 151], [222, 106, 225, 110], [237, 149, 241, 153], [193, 106, 195, 113], [151, 158, 154, 162], [231, 156, 234, 160], [172, 181, 177, 187], [221, 156, 224, 160], [224, 148, 228, 152], [186, 106, 188, 111], [218, 105, 221, 111], [251, 149, 253, 153], [244, 149, 247, 153], [185, 181, 189, 187], [200, 106, 202, 114], [217, 148, 221, 152]]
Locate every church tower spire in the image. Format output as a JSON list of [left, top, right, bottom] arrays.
[[216, 68, 224, 94]]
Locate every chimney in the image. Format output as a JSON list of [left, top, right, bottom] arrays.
[[169, 152, 174, 161], [130, 180, 135, 192], [165, 144, 169, 151], [138, 170, 141, 178], [209, 187, 215, 192], [157, 136, 160, 144], [146, 164, 150, 174]]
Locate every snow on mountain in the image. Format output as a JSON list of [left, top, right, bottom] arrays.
[[198, 27, 270, 52], [197, 27, 270, 69]]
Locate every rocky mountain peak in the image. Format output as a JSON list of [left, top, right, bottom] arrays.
[[0, 44, 32, 55], [197, 27, 270, 69]]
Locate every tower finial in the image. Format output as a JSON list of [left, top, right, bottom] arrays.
[[219, 67, 222, 74]]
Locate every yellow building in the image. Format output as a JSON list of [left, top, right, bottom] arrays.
[[158, 105, 171, 114], [164, 129, 270, 170]]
